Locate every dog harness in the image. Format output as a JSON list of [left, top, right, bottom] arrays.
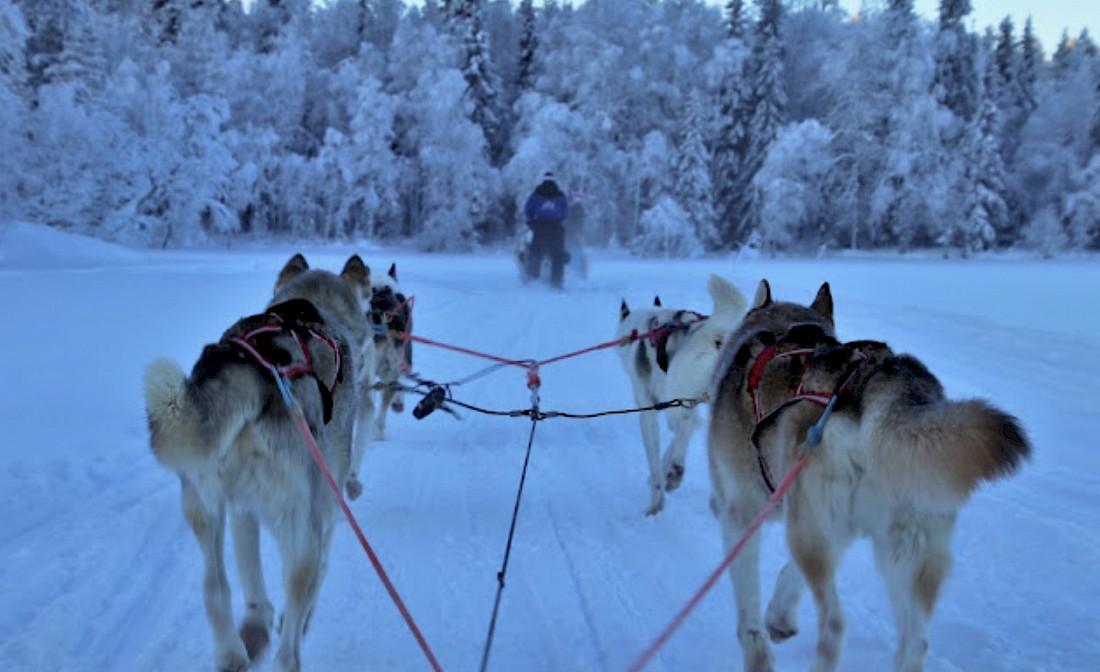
[[229, 303, 343, 423], [637, 310, 708, 372], [745, 342, 863, 492]]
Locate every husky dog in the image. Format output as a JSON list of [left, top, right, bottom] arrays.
[[365, 262, 413, 441], [616, 274, 747, 515], [707, 279, 1031, 672], [143, 254, 372, 672]]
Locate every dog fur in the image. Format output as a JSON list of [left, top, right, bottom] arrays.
[[364, 262, 413, 442], [706, 279, 1031, 672], [616, 274, 747, 515], [142, 254, 373, 672]]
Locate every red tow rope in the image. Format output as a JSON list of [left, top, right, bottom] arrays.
[[272, 373, 445, 672]]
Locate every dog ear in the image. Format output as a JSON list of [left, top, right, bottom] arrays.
[[388, 263, 398, 281], [620, 299, 630, 321], [653, 296, 662, 307], [341, 255, 371, 293], [275, 253, 309, 289], [751, 279, 771, 310], [810, 282, 833, 326]]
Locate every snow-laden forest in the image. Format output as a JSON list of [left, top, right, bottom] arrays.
[[2, 0, 1098, 256]]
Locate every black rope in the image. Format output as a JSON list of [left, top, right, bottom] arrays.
[[442, 394, 708, 421], [479, 393, 541, 672]]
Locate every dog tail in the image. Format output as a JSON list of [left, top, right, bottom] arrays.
[[870, 398, 1031, 507], [143, 356, 266, 472], [707, 274, 747, 324]]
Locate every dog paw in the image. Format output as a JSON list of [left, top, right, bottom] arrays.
[[216, 648, 250, 672], [391, 399, 404, 413], [664, 463, 685, 492], [766, 617, 798, 643], [240, 619, 271, 660], [345, 476, 363, 501], [644, 491, 665, 516]]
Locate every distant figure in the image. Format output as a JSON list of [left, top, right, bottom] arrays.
[[523, 171, 569, 288]]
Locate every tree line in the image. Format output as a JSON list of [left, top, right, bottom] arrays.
[[1, 0, 1098, 255]]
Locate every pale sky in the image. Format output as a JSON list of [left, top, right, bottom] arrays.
[[700, 0, 1097, 54], [361, 1, 1094, 56], [835, 1, 1094, 53]]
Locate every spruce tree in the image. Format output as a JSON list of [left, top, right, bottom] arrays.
[[516, 0, 537, 94], [673, 93, 719, 250], [736, 0, 786, 244], [933, 0, 979, 122], [711, 2, 751, 248], [455, 0, 505, 166]]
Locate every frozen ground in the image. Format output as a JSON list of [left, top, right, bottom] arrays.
[[1, 222, 1097, 671]]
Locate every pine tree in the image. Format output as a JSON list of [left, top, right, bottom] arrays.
[[672, 93, 719, 250], [950, 95, 1009, 252], [735, 0, 786, 244], [1019, 17, 1039, 113], [455, 0, 505, 167], [932, 0, 979, 122], [711, 21, 751, 248], [990, 16, 1034, 170], [516, 0, 537, 94], [725, 0, 744, 40]]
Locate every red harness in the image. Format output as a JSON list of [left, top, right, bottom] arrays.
[[745, 343, 843, 492], [229, 314, 343, 403]]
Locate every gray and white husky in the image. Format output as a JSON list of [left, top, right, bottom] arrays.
[[142, 254, 373, 672], [616, 274, 747, 515], [706, 279, 1031, 672]]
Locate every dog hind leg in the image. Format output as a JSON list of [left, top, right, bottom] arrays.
[[231, 511, 275, 660], [718, 499, 776, 672], [346, 376, 374, 501], [787, 501, 847, 672], [873, 516, 955, 672], [181, 479, 250, 672], [273, 519, 329, 672]]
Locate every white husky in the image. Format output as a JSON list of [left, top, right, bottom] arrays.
[[616, 274, 747, 514]]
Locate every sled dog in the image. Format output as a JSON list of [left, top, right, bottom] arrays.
[[142, 254, 373, 672], [616, 274, 747, 515], [706, 279, 1031, 672], [365, 262, 413, 441]]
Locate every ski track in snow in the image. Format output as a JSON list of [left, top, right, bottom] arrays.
[[1, 240, 1098, 671]]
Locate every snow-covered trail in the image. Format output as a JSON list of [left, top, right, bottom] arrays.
[[1, 236, 1097, 671]]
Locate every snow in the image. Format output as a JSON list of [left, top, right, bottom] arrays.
[[1, 222, 1098, 672]]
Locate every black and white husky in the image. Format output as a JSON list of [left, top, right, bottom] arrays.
[[615, 274, 747, 514]]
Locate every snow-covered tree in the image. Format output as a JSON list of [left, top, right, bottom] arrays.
[[1063, 155, 1100, 250], [452, 0, 506, 167], [753, 120, 834, 252], [633, 195, 704, 257], [0, 0, 30, 221], [515, 0, 537, 94], [933, 0, 979, 123], [671, 93, 719, 250], [736, 0, 786, 243], [943, 96, 1010, 253]]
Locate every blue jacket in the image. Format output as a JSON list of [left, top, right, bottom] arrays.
[[524, 180, 569, 225]]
